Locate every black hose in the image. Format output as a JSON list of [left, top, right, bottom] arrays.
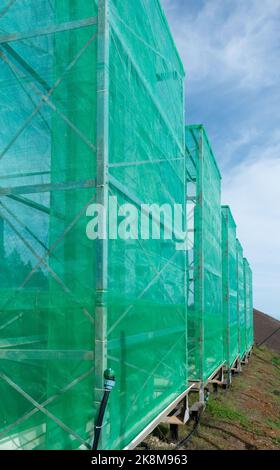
[[92, 368, 116, 451], [92, 390, 110, 450], [174, 413, 201, 449], [174, 389, 208, 449], [140, 442, 151, 450]]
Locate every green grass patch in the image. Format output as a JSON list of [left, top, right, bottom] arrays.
[[266, 419, 280, 431], [271, 355, 280, 368], [272, 436, 280, 447], [207, 398, 249, 428]]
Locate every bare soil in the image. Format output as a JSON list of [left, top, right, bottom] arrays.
[[254, 309, 280, 354], [144, 346, 280, 450]]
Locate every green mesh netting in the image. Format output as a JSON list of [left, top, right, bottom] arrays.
[[186, 125, 224, 383], [107, 0, 186, 450], [222, 206, 238, 368], [0, 0, 187, 450], [0, 0, 255, 452], [236, 240, 246, 359], [244, 259, 254, 352], [248, 267, 254, 349]]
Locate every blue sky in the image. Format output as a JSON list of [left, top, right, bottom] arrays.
[[162, 0, 280, 320]]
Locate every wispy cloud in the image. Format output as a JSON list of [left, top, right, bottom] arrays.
[[222, 153, 280, 319], [162, 0, 280, 318], [163, 0, 280, 90]]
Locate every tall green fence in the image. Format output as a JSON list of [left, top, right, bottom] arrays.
[[0, 0, 187, 450], [0, 0, 255, 451], [222, 206, 238, 368], [244, 259, 254, 352], [236, 240, 246, 359], [249, 266, 254, 349], [186, 125, 224, 383]]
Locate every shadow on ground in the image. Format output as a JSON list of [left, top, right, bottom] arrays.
[[144, 347, 280, 450]]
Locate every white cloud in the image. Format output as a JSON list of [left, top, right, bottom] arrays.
[[162, 0, 280, 319], [221, 128, 280, 171], [222, 155, 280, 319], [220, 127, 259, 170], [162, 0, 280, 90]]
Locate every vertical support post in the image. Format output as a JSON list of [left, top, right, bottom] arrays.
[[222, 210, 229, 371], [236, 241, 242, 373], [236, 241, 240, 360], [226, 222, 230, 372], [184, 224, 188, 390], [94, 0, 110, 450], [222, 208, 232, 385], [182, 101, 188, 393], [196, 127, 205, 401], [226, 227, 231, 383], [243, 260, 248, 355], [249, 267, 254, 348]]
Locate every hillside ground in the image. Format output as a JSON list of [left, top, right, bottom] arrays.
[[145, 347, 280, 450]]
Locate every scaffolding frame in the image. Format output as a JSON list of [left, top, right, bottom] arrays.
[[186, 125, 224, 397], [0, 0, 188, 450], [0, 1, 255, 451], [236, 239, 246, 364], [222, 206, 239, 379], [244, 258, 254, 355]]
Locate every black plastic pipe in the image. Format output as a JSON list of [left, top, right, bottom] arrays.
[[92, 369, 115, 451]]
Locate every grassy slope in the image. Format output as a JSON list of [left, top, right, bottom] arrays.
[[146, 347, 280, 450]]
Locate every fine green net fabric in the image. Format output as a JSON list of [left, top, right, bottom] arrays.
[[222, 206, 238, 368], [0, 0, 186, 450], [0, 0, 253, 450], [185, 125, 224, 383]]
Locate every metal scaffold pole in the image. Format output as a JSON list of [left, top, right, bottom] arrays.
[[197, 128, 205, 401], [94, 0, 110, 450]]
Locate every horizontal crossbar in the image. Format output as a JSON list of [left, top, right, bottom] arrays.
[[0, 17, 98, 45]]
